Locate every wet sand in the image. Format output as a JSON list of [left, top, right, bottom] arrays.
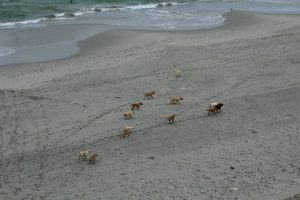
[[0, 12, 300, 200]]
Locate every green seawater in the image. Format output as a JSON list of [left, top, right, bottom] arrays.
[[0, 0, 188, 23]]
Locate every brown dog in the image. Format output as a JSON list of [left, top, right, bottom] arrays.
[[89, 154, 97, 164], [123, 110, 134, 119], [169, 96, 183, 104], [79, 149, 90, 161], [176, 68, 182, 77], [130, 102, 143, 110], [207, 103, 224, 116], [144, 90, 155, 100], [166, 114, 176, 124], [121, 126, 134, 138]]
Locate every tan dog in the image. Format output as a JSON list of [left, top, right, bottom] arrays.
[[121, 126, 134, 138], [176, 68, 182, 77], [79, 149, 90, 161], [89, 154, 98, 164], [131, 102, 143, 110], [166, 114, 176, 124], [123, 110, 134, 119], [169, 96, 183, 104], [207, 102, 224, 116], [144, 90, 155, 100]]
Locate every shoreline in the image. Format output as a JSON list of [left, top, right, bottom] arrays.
[[0, 23, 112, 66], [0, 11, 300, 200], [0, 11, 298, 68]]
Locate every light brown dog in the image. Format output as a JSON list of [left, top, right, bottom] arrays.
[[166, 114, 176, 124], [176, 68, 182, 77], [79, 149, 90, 161], [89, 154, 98, 164], [123, 110, 134, 119], [121, 126, 134, 138], [144, 90, 155, 100], [169, 96, 183, 104], [207, 102, 224, 116], [130, 102, 143, 110]]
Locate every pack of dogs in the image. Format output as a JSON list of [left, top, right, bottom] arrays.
[[79, 68, 224, 165]]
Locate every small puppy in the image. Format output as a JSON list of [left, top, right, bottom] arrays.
[[166, 114, 176, 124], [130, 102, 143, 110], [121, 126, 134, 138], [144, 90, 155, 100], [123, 110, 134, 119], [169, 96, 183, 104]]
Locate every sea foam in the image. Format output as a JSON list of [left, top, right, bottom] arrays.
[[54, 13, 66, 18], [0, 18, 47, 28]]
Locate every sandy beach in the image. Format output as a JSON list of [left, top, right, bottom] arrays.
[[0, 11, 300, 200]]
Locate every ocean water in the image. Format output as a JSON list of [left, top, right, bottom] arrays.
[[1, 0, 300, 28], [0, 0, 299, 63]]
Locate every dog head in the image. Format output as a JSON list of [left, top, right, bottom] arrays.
[[180, 97, 183, 100], [216, 103, 224, 109], [90, 154, 97, 158]]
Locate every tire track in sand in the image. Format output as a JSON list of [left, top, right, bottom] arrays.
[[58, 104, 127, 142]]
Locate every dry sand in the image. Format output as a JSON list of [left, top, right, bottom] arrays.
[[0, 12, 300, 200]]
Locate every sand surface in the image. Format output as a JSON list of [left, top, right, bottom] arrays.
[[0, 12, 300, 200]]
